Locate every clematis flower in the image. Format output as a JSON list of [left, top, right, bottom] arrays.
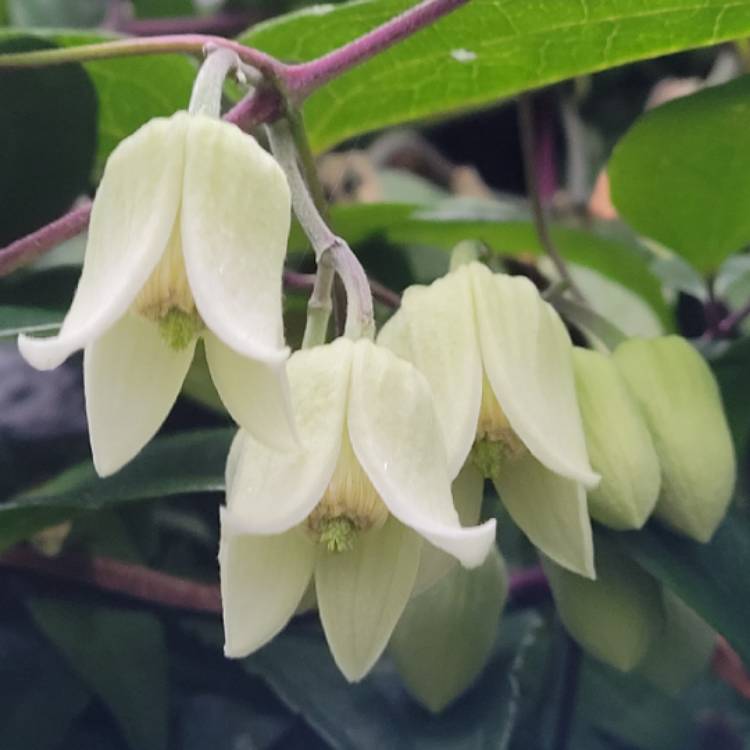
[[379, 262, 599, 577], [19, 112, 295, 476], [219, 337, 496, 682]]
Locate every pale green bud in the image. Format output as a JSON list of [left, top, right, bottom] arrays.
[[637, 590, 715, 694], [613, 336, 735, 542], [390, 547, 507, 713], [543, 540, 665, 672], [573, 348, 661, 530]]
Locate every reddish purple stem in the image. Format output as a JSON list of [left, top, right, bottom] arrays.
[[0, 202, 92, 277], [284, 0, 470, 99], [1, 543, 545, 615]]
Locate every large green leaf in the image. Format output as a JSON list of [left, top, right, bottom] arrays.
[[244, 613, 548, 750], [607, 513, 750, 665], [241, 0, 750, 154], [0, 30, 196, 171], [710, 337, 750, 452], [0, 36, 96, 246], [610, 76, 750, 272], [28, 598, 169, 750], [0, 428, 231, 551]]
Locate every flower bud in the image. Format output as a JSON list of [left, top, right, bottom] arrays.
[[543, 540, 664, 672], [390, 547, 507, 712], [637, 591, 715, 694], [572, 348, 661, 530], [613, 336, 735, 542]]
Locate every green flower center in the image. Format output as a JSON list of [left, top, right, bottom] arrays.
[[318, 516, 357, 554], [158, 307, 204, 351]]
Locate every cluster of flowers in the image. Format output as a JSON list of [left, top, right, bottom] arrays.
[[19, 94, 735, 697]]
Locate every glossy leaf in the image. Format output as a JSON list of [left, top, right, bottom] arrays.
[[607, 513, 750, 665], [0, 36, 96, 246], [28, 598, 169, 750], [241, 0, 750, 154], [610, 76, 750, 271], [0, 428, 231, 551]]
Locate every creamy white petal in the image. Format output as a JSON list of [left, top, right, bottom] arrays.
[[224, 339, 352, 533], [316, 518, 421, 682], [219, 514, 315, 658], [19, 114, 188, 370], [470, 263, 598, 487], [377, 268, 482, 477], [182, 116, 291, 365], [414, 461, 486, 594], [204, 332, 297, 450], [493, 452, 595, 578], [347, 340, 495, 568], [84, 312, 195, 477]]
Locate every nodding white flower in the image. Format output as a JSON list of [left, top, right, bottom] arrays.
[[219, 337, 496, 682], [379, 262, 599, 578], [19, 112, 295, 476]]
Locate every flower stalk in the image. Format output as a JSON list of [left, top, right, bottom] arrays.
[[266, 118, 374, 342]]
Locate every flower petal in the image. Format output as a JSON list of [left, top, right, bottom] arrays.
[[224, 339, 353, 534], [347, 340, 495, 568], [377, 267, 482, 477], [181, 116, 291, 365], [414, 461, 485, 594], [493, 452, 595, 578], [470, 263, 598, 487], [19, 114, 188, 370], [203, 332, 297, 450], [219, 514, 315, 658], [84, 312, 195, 477], [316, 518, 421, 682]]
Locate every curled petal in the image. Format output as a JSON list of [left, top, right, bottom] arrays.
[[493, 452, 595, 578], [84, 312, 195, 477], [182, 116, 291, 366], [348, 340, 495, 568], [471, 264, 598, 487], [316, 518, 421, 682], [204, 332, 297, 451], [378, 268, 482, 477], [220, 514, 315, 658], [20, 114, 188, 370], [225, 339, 352, 534]]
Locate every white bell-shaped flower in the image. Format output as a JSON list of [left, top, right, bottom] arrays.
[[19, 112, 295, 476], [219, 337, 496, 682], [379, 262, 599, 578]]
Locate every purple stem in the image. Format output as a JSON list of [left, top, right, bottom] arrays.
[[716, 298, 750, 337], [283, 0, 471, 99], [508, 565, 550, 608], [284, 269, 400, 309], [0, 202, 92, 277]]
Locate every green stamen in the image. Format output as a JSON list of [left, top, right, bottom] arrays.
[[158, 307, 204, 351], [319, 516, 357, 553], [471, 438, 522, 480]]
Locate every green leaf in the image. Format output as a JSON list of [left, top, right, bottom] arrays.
[[132, 0, 193, 18], [28, 598, 169, 750], [607, 513, 750, 665], [610, 76, 750, 271], [710, 337, 750, 452], [0, 36, 96, 246], [241, 0, 750, 154], [0, 428, 231, 551], [0, 618, 91, 750], [0, 30, 197, 171], [244, 612, 547, 749], [55, 32, 197, 170]]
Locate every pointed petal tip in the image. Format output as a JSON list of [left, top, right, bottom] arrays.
[[18, 333, 73, 371]]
